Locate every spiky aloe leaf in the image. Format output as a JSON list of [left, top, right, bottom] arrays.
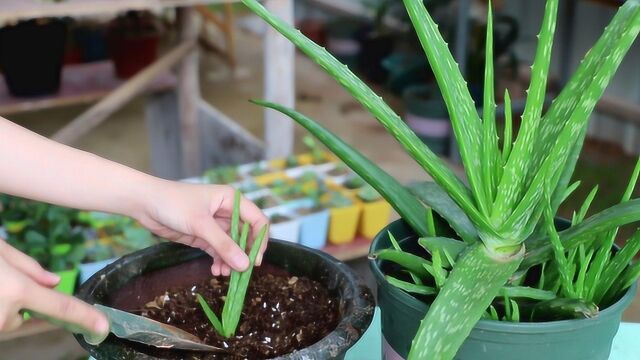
[[501, 89, 513, 164], [492, 0, 559, 226], [593, 230, 640, 304], [522, 199, 640, 269], [418, 237, 467, 267], [498, 286, 556, 301], [401, 0, 488, 217], [251, 100, 431, 236], [408, 244, 523, 360], [239, 0, 489, 230], [481, 3, 499, 209], [501, 1, 640, 240], [542, 1, 640, 208], [407, 181, 478, 243], [254, 100, 483, 242]]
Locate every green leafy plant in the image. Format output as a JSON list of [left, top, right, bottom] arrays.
[[358, 185, 382, 203], [285, 155, 300, 168], [240, 0, 640, 358], [322, 191, 353, 208], [303, 135, 327, 164], [197, 190, 268, 337], [204, 166, 240, 184], [0, 196, 86, 272], [344, 175, 366, 190]]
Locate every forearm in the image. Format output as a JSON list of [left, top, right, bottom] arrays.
[[0, 117, 163, 218]]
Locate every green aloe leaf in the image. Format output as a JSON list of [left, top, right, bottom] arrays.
[[386, 275, 437, 296], [492, 0, 559, 225], [543, 1, 640, 209], [481, 3, 499, 209], [408, 181, 479, 244], [408, 244, 523, 360], [401, 0, 488, 217], [251, 100, 430, 237], [418, 236, 467, 267], [522, 199, 640, 269], [498, 286, 556, 301], [240, 0, 485, 228], [373, 249, 431, 279]]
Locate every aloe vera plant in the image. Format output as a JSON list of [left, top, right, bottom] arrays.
[[197, 190, 268, 338], [241, 0, 640, 358]]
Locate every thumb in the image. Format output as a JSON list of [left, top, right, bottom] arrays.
[[192, 216, 249, 271]]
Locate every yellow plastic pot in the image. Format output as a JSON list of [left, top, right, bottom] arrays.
[[254, 172, 289, 187], [328, 204, 362, 245], [358, 199, 392, 239]]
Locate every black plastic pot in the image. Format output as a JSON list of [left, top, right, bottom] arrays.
[[0, 19, 67, 97], [359, 32, 395, 83], [403, 84, 450, 156], [370, 219, 638, 360], [326, 19, 367, 70], [75, 240, 374, 359]]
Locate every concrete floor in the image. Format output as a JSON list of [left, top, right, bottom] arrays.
[[3, 21, 639, 360]]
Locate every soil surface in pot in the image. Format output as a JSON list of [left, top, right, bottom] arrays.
[[129, 264, 340, 359]]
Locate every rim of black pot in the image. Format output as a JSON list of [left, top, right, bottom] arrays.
[[75, 240, 375, 359], [369, 218, 639, 333]]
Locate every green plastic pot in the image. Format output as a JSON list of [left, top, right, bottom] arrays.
[[402, 85, 451, 156], [55, 268, 80, 295], [370, 219, 638, 360], [75, 240, 374, 359]]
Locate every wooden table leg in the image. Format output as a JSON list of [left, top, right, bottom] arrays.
[[263, 0, 295, 160], [177, 7, 202, 177]]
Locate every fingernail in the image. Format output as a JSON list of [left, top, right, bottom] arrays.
[[95, 317, 110, 335], [233, 254, 249, 270], [47, 272, 61, 284], [256, 253, 263, 266]]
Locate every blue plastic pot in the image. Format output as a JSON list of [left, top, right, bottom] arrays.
[[298, 208, 330, 249]]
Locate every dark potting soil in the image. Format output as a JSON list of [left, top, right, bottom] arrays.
[[136, 264, 340, 359]]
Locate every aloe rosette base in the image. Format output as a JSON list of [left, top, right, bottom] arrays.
[[241, 0, 640, 358]]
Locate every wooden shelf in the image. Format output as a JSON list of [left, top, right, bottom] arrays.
[[0, 60, 176, 116], [0, 0, 238, 23], [323, 237, 372, 262], [0, 319, 57, 342]]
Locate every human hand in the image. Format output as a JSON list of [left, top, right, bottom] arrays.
[[133, 182, 269, 276], [0, 240, 109, 338]]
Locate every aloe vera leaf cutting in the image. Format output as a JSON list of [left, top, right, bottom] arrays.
[[240, 0, 640, 358], [197, 190, 268, 337]]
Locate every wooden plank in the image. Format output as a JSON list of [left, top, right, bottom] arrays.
[[263, 0, 295, 160], [0, 61, 176, 117], [198, 100, 264, 169], [51, 40, 195, 144], [303, 0, 405, 31], [146, 90, 183, 180], [177, 7, 203, 177], [596, 96, 640, 125], [147, 92, 264, 179], [0, 320, 57, 342], [323, 237, 371, 261], [0, 0, 238, 23]]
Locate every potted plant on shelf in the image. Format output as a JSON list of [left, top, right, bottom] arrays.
[[0, 196, 85, 295], [0, 17, 68, 97], [76, 190, 374, 359], [402, 84, 451, 156], [240, 0, 640, 359], [356, 185, 392, 240], [107, 11, 160, 79], [322, 190, 362, 245]]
